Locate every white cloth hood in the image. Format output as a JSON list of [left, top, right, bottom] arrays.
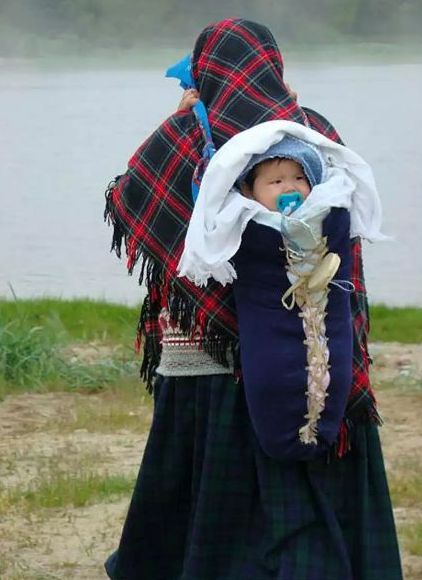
[[178, 120, 388, 287]]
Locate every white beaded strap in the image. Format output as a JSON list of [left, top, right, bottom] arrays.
[[282, 238, 340, 445]]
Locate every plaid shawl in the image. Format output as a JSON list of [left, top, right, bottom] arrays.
[[104, 18, 380, 455]]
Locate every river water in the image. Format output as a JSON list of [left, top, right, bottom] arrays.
[[0, 62, 421, 306]]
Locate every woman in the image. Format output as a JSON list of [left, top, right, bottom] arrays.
[[104, 18, 402, 580]]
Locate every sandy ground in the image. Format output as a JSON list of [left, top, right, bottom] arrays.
[[0, 342, 421, 579]]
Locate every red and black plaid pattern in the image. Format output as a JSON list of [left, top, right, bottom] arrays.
[[105, 18, 378, 436], [348, 238, 378, 414]]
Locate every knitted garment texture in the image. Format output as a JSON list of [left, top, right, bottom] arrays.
[[155, 309, 233, 377]]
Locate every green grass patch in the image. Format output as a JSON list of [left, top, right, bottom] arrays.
[[389, 464, 422, 508], [1, 299, 421, 345], [1, 299, 421, 396], [374, 378, 422, 393], [0, 361, 140, 400], [0, 298, 139, 343], [63, 385, 153, 434], [0, 299, 141, 397], [0, 319, 59, 387], [369, 305, 422, 343], [0, 471, 135, 514], [0, 332, 140, 398], [400, 522, 422, 557]]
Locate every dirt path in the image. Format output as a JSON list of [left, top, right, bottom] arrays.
[[0, 343, 421, 579]]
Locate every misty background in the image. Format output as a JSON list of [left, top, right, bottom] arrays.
[[0, 1, 421, 307], [1, 0, 422, 57]]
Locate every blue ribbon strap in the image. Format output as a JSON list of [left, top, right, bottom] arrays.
[[166, 54, 217, 204]]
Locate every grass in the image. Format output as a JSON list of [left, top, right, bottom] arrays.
[[0, 298, 139, 344], [1, 299, 421, 345], [1, 299, 420, 344], [369, 305, 422, 344], [2, 299, 422, 345], [389, 458, 422, 557], [0, 471, 135, 515], [0, 319, 59, 387], [0, 299, 141, 398], [374, 377, 422, 393], [389, 469, 422, 508], [401, 522, 422, 557], [387, 458, 422, 562], [0, 298, 421, 397], [61, 384, 153, 434]]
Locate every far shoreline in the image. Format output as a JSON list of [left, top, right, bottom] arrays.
[[1, 40, 422, 73]]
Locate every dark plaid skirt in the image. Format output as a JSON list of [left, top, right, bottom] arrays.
[[105, 374, 402, 580]]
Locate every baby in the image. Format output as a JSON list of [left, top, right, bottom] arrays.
[[238, 135, 322, 215]]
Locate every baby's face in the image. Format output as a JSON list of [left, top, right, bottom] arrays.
[[248, 158, 311, 211]]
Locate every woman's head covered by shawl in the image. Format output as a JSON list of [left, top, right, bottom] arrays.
[[190, 18, 308, 146]]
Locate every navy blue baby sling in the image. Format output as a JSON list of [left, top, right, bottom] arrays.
[[232, 209, 353, 461]]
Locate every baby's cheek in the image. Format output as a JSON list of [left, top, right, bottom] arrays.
[[302, 185, 311, 198]]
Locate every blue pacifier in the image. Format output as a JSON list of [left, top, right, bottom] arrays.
[[276, 192, 304, 215]]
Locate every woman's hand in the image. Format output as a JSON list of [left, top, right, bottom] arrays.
[[285, 82, 298, 101], [177, 88, 200, 112]]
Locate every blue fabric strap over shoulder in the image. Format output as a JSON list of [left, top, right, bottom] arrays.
[[191, 101, 216, 203], [165, 54, 216, 204]]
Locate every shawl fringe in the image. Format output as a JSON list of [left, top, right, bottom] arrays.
[[334, 403, 383, 459], [132, 250, 236, 392], [136, 256, 163, 393], [137, 294, 162, 394], [104, 176, 125, 259]]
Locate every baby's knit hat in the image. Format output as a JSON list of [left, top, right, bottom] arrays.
[[239, 135, 325, 188]]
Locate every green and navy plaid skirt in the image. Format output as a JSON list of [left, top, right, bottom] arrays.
[[105, 375, 402, 580]]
